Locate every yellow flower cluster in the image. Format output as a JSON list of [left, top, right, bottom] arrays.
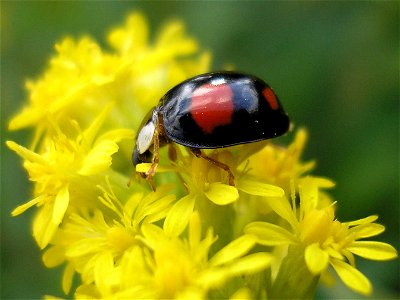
[[7, 13, 397, 299]]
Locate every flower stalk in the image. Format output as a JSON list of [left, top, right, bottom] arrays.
[[271, 245, 318, 299]]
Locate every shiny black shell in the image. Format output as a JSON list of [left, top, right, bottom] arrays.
[[158, 71, 290, 148]]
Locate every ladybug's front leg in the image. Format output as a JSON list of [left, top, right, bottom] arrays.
[[189, 148, 235, 186]]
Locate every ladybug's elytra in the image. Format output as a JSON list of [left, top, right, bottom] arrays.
[[133, 71, 290, 189]]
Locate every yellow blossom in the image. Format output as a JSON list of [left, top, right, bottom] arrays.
[[7, 11, 398, 300], [75, 212, 272, 299], [246, 128, 315, 193], [43, 184, 176, 294], [245, 177, 398, 296], [7, 107, 133, 248]]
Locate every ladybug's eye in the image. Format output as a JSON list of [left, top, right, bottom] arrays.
[[137, 121, 155, 154]]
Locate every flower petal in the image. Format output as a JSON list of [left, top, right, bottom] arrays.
[[348, 223, 385, 239], [96, 128, 135, 144], [163, 194, 196, 237], [227, 252, 273, 276], [33, 205, 58, 248], [238, 178, 284, 198], [78, 140, 119, 175], [62, 262, 75, 294], [6, 140, 48, 164], [345, 215, 378, 226], [330, 259, 372, 296], [209, 235, 256, 267], [304, 243, 329, 274], [245, 222, 297, 246], [347, 241, 398, 261], [141, 223, 167, 250], [11, 194, 47, 216], [262, 196, 298, 230], [81, 104, 112, 146], [43, 246, 65, 268], [52, 185, 70, 225], [135, 163, 173, 173], [94, 251, 114, 294], [204, 182, 238, 205]]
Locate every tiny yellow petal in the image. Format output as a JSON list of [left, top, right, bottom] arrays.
[[135, 163, 172, 173], [142, 194, 176, 224], [66, 237, 104, 258], [330, 259, 372, 296], [245, 222, 297, 246], [204, 182, 238, 205], [313, 177, 336, 188], [11, 194, 47, 216], [6, 140, 47, 164], [141, 223, 167, 250], [189, 211, 202, 249], [197, 268, 229, 289], [228, 252, 273, 276], [62, 262, 75, 294], [346, 215, 378, 226], [238, 178, 285, 198], [108, 13, 148, 54], [94, 251, 114, 293], [209, 235, 256, 267], [163, 194, 196, 237], [347, 241, 398, 261], [348, 223, 385, 239], [262, 196, 298, 230], [43, 246, 64, 268], [304, 243, 329, 274], [97, 128, 135, 144], [82, 104, 113, 146], [33, 205, 58, 249], [52, 185, 70, 225], [78, 140, 119, 175]]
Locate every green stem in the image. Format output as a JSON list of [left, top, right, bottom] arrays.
[[270, 245, 319, 299]]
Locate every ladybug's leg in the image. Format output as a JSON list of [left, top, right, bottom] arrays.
[[189, 148, 235, 186]]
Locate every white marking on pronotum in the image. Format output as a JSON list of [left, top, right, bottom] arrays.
[[137, 121, 155, 154], [210, 77, 226, 86]]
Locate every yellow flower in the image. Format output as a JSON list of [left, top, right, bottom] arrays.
[[7, 11, 398, 300], [246, 128, 315, 194], [245, 177, 398, 296], [75, 212, 272, 299], [7, 107, 133, 248], [8, 12, 210, 144], [42, 184, 175, 294]]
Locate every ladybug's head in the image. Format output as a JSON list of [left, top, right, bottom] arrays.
[[132, 147, 153, 167]]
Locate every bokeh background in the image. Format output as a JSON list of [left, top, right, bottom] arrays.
[[1, 1, 398, 299]]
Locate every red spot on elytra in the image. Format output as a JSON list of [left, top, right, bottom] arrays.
[[191, 83, 234, 134], [262, 87, 279, 110]]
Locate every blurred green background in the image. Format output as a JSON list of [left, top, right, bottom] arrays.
[[1, 1, 398, 299]]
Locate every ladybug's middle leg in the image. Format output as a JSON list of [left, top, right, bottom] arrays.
[[189, 148, 235, 186]]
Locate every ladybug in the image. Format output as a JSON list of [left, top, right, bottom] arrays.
[[133, 71, 290, 189]]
